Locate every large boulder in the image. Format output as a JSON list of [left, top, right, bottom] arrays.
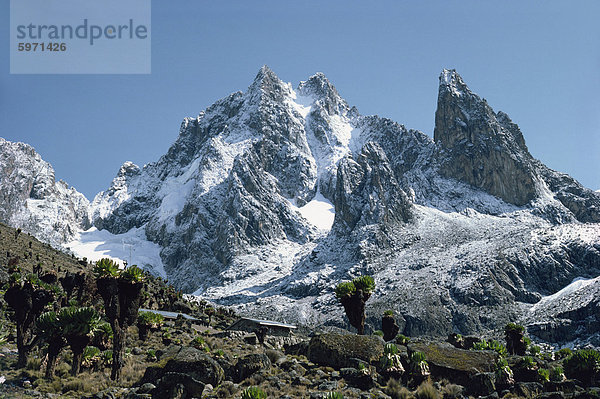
[[142, 346, 224, 387], [308, 333, 384, 369], [408, 341, 497, 386], [152, 372, 205, 399], [236, 353, 272, 382]]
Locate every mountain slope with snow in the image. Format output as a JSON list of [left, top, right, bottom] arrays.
[[1, 67, 599, 344]]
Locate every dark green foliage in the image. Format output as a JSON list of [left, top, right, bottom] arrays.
[[395, 334, 410, 345], [334, 282, 355, 299], [494, 357, 514, 387], [556, 348, 572, 359], [563, 349, 600, 385], [137, 311, 164, 341], [550, 366, 565, 382], [409, 351, 430, 377], [241, 386, 267, 399], [505, 323, 525, 333], [352, 275, 375, 293], [529, 345, 541, 356], [324, 393, 344, 399], [385, 343, 399, 355], [538, 368, 550, 382]]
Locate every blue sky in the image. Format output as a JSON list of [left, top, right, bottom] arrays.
[[1, 0, 599, 199]]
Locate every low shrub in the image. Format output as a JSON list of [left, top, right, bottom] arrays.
[[563, 349, 600, 385], [472, 339, 508, 357], [415, 381, 440, 399], [385, 378, 413, 399], [241, 386, 267, 399]]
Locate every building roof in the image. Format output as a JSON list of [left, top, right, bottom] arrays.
[[228, 317, 297, 330], [139, 308, 198, 321]]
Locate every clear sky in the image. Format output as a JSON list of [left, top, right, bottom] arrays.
[[1, 0, 599, 199]]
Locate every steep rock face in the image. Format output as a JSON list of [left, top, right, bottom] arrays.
[[0, 138, 89, 245], [434, 69, 538, 206], [334, 142, 412, 231]]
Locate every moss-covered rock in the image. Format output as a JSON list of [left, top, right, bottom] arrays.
[[408, 341, 497, 386], [308, 333, 384, 369]]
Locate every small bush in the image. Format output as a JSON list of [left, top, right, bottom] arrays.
[[385, 378, 413, 399], [550, 366, 565, 382], [373, 330, 384, 337], [396, 334, 410, 345], [538, 368, 550, 382], [556, 348, 572, 359], [213, 349, 225, 358], [472, 339, 508, 357], [563, 349, 600, 385], [324, 393, 344, 399], [384, 310, 394, 316], [138, 311, 164, 327], [385, 343, 399, 355], [146, 349, 157, 362], [191, 336, 209, 351], [240, 386, 267, 399], [415, 381, 440, 399]]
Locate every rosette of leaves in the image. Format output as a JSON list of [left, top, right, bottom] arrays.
[[538, 368, 550, 383], [137, 311, 164, 341], [82, 346, 101, 370], [190, 336, 209, 352], [409, 351, 430, 378], [240, 386, 267, 399], [93, 258, 120, 278], [550, 366, 566, 382], [379, 343, 405, 378], [494, 357, 515, 388], [472, 339, 508, 357], [395, 334, 410, 345]]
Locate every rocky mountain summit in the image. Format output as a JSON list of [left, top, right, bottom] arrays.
[[1, 67, 599, 345]]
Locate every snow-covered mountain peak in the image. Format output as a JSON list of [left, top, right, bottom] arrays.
[[439, 68, 471, 98], [297, 72, 349, 116]]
